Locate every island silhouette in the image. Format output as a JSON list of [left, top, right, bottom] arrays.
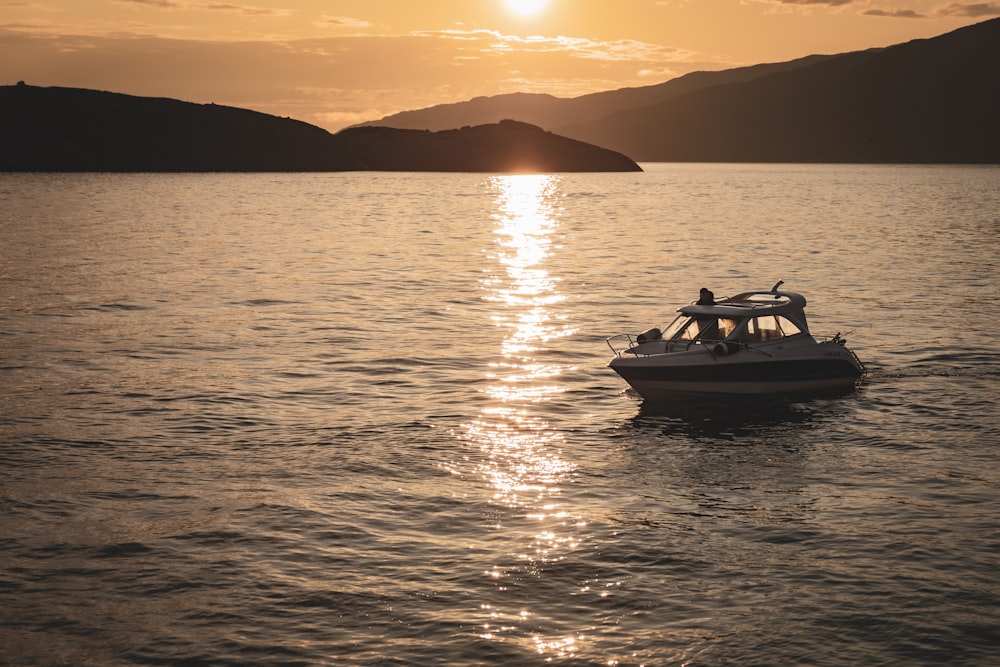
[[0, 84, 640, 173]]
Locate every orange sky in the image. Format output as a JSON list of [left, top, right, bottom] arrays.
[[2, 1, 995, 131]]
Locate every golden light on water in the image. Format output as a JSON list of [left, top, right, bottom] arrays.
[[464, 407, 572, 509], [485, 173, 576, 359], [472, 174, 575, 507], [461, 174, 588, 660]]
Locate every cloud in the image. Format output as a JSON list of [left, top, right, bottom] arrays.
[[110, 0, 289, 14], [199, 3, 288, 16], [754, 0, 856, 8], [749, 0, 859, 16], [762, 0, 1000, 18], [110, 0, 184, 7], [864, 8, 927, 17], [866, 2, 1000, 19], [313, 15, 375, 30], [414, 29, 693, 64], [774, 0, 855, 5], [935, 2, 1000, 16]]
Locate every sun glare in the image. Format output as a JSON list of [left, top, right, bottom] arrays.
[[504, 0, 548, 16]]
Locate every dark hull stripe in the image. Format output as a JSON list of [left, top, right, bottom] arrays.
[[612, 358, 862, 384]]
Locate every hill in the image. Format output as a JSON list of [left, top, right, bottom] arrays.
[[564, 18, 1000, 162], [359, 18, 1000, 163], [357, 55, 834, 133], [335, 121, 639, 172], [0, 84, 640, 173]]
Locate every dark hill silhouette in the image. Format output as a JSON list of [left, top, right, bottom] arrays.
[[336, 121, 639, 172], [358, 18, 1000, 163], [564, 17, 1000, 162], [1, 84, 360, 172], [356, 56, 834, 133], [0, 84, 639, 172]]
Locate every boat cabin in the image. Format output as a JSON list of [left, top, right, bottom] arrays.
[[661, 310, 805, 344], [673, 290, 810, 343], [630, 291, 812, 354]]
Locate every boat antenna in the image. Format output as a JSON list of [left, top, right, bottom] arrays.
[[770, 279, 784, 294]]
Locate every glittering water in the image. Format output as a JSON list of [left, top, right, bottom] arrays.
[[2, 165, 999, 666]]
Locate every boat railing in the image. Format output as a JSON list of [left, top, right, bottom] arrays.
[[607, 333, 731, 357], [606, 333, 639, 356], [820, 332, 868, 377]]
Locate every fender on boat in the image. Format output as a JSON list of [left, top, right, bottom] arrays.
[[636, 327, 662, 343], [713, 341, 740, 356]]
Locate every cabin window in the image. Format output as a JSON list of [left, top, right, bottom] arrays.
[[662, 315, 693, 340], [776, 315, 802, 336], [755, 316, 781, 341], [717, 318, 740, 339], [742, 315, 803, 342], [665, 316, 741, 342]]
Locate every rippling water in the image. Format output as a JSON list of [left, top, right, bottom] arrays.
[[2, 165, 999, 666]]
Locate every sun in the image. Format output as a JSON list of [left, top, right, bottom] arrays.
[[504, 0, 548, 16]]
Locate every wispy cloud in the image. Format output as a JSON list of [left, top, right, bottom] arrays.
[[758, 0, 1000, 18], [749, 0, 859, 17], [414, 29, 693, 64], [110, 0, 289, 15], [935, 2, 1000, 16], [111, 0, 183, 8], [865, 2, 1000, 18], [772, 0, 855, 6], [864, 8, 927, 18], [313, 15, 375, 30], [199, 3, 287, 16]]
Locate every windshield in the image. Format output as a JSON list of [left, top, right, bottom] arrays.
[[662, 314, 804, 344], [664, 316, 741, 342]]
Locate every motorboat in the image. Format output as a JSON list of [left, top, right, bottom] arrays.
[[606, 282, 865, 400]]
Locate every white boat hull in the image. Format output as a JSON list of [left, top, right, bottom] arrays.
[[608, 339, 864, 401]]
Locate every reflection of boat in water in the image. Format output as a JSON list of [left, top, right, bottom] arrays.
[[606, 283, 866, 401], [631, 393, 837, 439]]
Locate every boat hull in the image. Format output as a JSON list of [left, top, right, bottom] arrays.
[[609, 344, 863, 401]]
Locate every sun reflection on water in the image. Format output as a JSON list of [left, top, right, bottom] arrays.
[[461, 174, 589, 660]]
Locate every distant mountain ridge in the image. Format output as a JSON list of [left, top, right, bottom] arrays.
[[0, 85, 640, 172], [357, 54, 836, 134], [359, 18, 1000, 163]]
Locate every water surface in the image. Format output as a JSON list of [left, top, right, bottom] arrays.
[[2, 165, 999, 665]]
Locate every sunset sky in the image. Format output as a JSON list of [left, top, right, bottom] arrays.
[[2, 1, 996, 131]]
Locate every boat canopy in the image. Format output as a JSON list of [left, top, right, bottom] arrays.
[[678, 290, 807, 318], [664, 290, 811, 343]]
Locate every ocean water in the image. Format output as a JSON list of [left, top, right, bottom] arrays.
[[1, 164, 999, 666]]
